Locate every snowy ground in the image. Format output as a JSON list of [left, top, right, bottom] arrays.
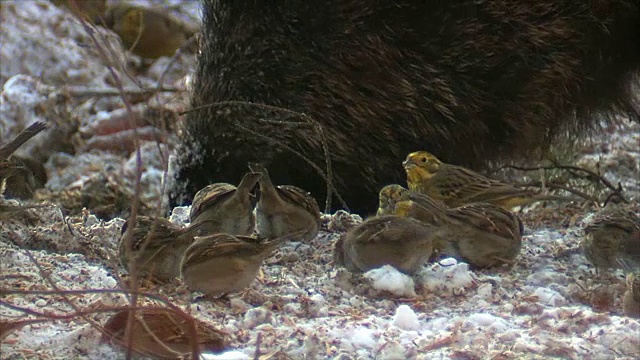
[[1, 1, 640, 359]]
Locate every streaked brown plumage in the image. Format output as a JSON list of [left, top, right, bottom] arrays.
[[101, 308, 229, 358], [582, 210, 640, 272], [180, 233, 288, 297], [403, 151, 570, 209], [440, 202, 524, 268], [2, 155, 47, 200], [376, 184, 407, 216], [249, 163, 321, 242], [189, 171, 261, 236], [386, 185, 450, 226], [375, 184, 523, 268], [118, 216, 210, 282], [333, 215, 435, 274]]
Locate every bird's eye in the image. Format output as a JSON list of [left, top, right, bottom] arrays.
[[420, 157, 427, 163]]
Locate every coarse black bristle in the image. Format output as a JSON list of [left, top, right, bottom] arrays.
[[170, 0, 640, 215]]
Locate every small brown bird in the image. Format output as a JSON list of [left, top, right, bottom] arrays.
[[582, 210, 640, 273], [623, 273, 640, 318], [2, 155, 47, 199], [118, 216, 210, 282], [438, 202, 524, 268], [103, 3, 198, 59], [375, 184, 522, 267], [0, 122, 47, 197], [402, 151, 570, 209], [189, 171, 262, 236], [333, 215, 435, 274], [180, 233, 290, 297], [101, 308, 229, 358], [383, 185, 450, 226], [376, 184, 407, 216], [0, 162, 25, 197], [249, 163, 321, 242]]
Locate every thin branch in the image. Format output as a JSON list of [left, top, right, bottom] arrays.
[[0, 122, 47, 159], [499, 164, 622, 195], [513, 181, 599, 203], [79, 17, 146, 360]]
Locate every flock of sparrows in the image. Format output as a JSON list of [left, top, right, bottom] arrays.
[[118, 164, 321, 298], [2, 126, 638, 356], [116, 149, 639, 318]]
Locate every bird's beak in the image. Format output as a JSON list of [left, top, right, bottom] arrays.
[[402, 159, 415, 169]]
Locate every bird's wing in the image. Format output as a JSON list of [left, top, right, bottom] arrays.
[[190, 184, 236, 220]]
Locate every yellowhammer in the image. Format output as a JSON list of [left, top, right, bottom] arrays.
[[403, 151, 570, 209]]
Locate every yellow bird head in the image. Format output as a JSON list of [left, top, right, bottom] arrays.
[[402, 151, 442, 189], [377, 184, 408, 215], [402, 151, 442, 172]]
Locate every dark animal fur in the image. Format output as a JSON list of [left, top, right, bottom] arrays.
[[170, 0, 640, 215]]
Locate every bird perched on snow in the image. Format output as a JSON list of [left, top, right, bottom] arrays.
[[376, 184, 409, 216], [333, 215, 435, 274], [403, 151, 571, 209], [180, 233, 289, 297], [249, 163, 321, 242], [189, 171, 262, 236]]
